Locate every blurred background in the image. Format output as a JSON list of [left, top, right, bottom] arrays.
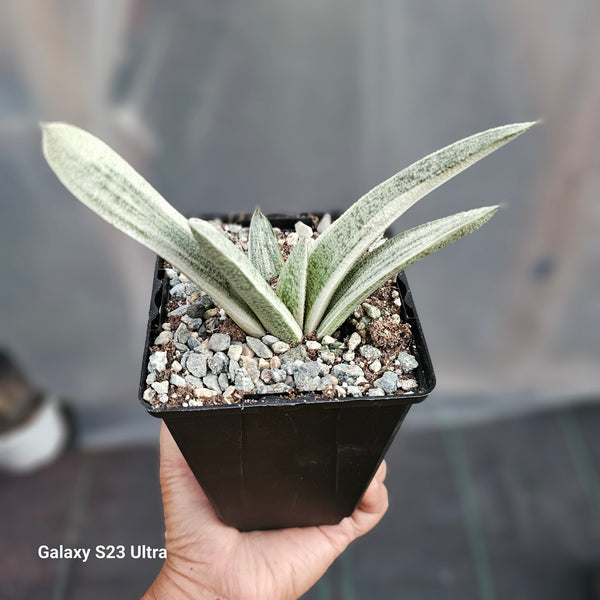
[[0, 0, 599, 598]]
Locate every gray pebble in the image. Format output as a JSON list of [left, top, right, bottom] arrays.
[[397, 352, 418, 372], [146, 372, 156, 385], [294, 372, 320, 392], [185, 374, 205, 388], [271, 368, 287, 383], [228, 359, 241, 379], [169, 283, 187, 298], [165, 268, 178, 279], [187, 354, 207, 378], [208, 352, 228, 374], [280, 345, 306, 363], [235, 371, 255, 392], [170, 374, 187, 388], [203, 374, 222, 393], [255, 385, 273, 395], [299, 361, 321, 378], [209, 333, 231, 352], [187, 318, 203, 331], [246, 336, 273, 359], [261, 335, 280, 347], [374, 371, 399, 394], [169, 305, 190, 316], [218, 373, 230, 390], [175, 323, 191, 344], [359, 345, 381, 361], [331, 364, 364, 385], [149, 351, 167, 373], [174, 342, 189, 352], [187, 336, 202, 350], [317, 362, 331, 376]]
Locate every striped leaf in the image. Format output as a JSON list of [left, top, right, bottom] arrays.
[[248, 207, 284, 279], [276, 237, 309, 325], [304, 121, 537, 333], [41, 122, 265, 337], [316, 205, 500, 338], [189, 218, 303, 343]]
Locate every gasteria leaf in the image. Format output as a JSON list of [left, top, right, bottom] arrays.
[[41, 122, 265, 337], [248, 207, 284, 280], [316, 205, 500, 338], [304, 121, 537, 333], [189, 218, 303, 343], [276, 237, 309, 325]]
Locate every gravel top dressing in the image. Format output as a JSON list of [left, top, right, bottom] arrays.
[[143, 216, 420, 409]]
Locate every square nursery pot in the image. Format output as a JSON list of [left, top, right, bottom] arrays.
[[139, 214, 436, 531]]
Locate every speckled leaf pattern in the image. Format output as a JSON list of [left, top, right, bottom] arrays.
[[304, 121, 537, 333], [189, 218, 303, 343], [316, 205, 500, 338], [41, 122, 265, 337], [248, 207, 284, 280], [276, 237, 308, 325]]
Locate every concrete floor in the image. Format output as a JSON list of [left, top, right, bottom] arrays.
[[2, 401, 600, 599]]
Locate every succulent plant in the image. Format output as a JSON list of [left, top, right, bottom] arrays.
[[42, 121, 535, 343]]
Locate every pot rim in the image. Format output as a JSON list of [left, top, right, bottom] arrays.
[[139, 213, 436, 417]]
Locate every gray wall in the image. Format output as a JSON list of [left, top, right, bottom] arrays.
[[0, 0, 598, 428]]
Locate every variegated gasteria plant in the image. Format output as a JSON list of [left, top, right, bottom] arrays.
[[42, 121, 535, 344]]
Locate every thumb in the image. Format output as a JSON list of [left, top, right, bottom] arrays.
[[159, 422, 221, 523]]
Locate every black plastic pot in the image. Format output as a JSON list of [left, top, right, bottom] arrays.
[[139, 214, 435, 531]]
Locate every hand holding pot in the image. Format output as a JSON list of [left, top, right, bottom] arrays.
[[144, 423, 389, 600]]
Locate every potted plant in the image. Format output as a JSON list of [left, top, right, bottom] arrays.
[[41, 120, 535, 530]]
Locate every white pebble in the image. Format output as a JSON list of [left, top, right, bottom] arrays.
[[347, 332, 361, 351], [295, 221, 314, 238]]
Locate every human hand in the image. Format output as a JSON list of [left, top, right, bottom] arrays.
[[144, 423, 389, 600]]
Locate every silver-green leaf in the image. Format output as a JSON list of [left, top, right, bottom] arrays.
[[248, 207, 284, 280], [276, 237, 309, 325], [316, 205, 500, 338], [304, 121, 537, 333], [41, 122, 265, 337], [189, 218, 303, 343]]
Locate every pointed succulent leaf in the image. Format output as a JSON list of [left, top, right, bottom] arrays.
[[316, 205, 500, 338], [248, 208, 284, 280], [304, 121, 537, 333], [41, 122, 265, 337], [276, 237, 309, 326], [189, 218, 303, 343]]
